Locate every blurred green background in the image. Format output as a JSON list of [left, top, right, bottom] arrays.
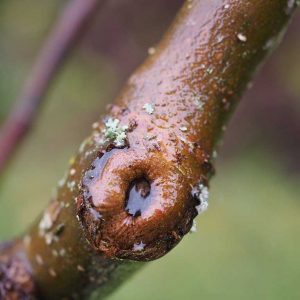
[[0, 1, 300, 299]]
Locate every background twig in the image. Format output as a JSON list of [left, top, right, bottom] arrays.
[[0, 0, 104, 175]]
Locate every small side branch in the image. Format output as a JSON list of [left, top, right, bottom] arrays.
[[0, 0, 104, 175]]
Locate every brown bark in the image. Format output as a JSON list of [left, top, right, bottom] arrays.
[[0, 0, 298, 299], [0, 242, 37, 299]]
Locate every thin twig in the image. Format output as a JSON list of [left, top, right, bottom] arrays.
[[0, 0, 104, 174]]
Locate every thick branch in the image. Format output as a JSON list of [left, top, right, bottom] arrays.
[[0, 0, 104, 175], [0, 0, 298, 299]]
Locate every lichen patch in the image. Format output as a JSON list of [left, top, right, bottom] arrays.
[[102, 118, 128, 147], [143, 103, 155, 115]]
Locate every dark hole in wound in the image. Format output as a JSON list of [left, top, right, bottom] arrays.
[[125, 178, 151, 217]]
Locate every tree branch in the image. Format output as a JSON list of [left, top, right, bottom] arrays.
[[0, 0, 298, 299], [0, 0, 104, 175]]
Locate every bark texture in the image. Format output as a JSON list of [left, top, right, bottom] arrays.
[[0, 242, 37, 299]]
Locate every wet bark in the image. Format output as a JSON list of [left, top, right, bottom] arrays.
[[0, 0, 298, 299]]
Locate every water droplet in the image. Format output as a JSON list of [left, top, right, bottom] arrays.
[[133, 242, 146, 251], [48, 268, 57, 277], [148, 47, 156, 55], [125, 178, 151, 218], [237, 33, 247, 42], [190, 220, 197, 233], [35, 254, 44, 266]]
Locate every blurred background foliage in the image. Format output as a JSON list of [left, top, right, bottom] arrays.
[[0, 1, 299, 299]]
